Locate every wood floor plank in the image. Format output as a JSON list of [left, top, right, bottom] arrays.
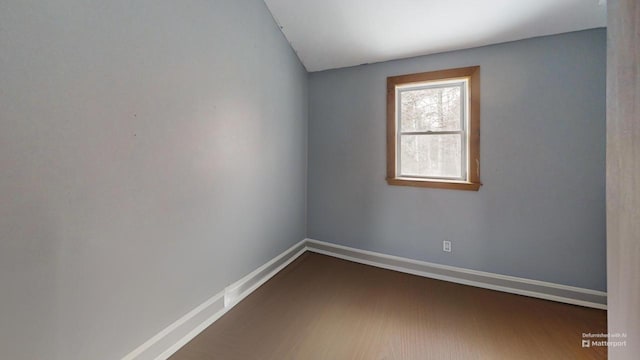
[[170, 252, 607, 359]]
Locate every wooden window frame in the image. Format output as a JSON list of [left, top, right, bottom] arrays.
[[386, 66, 481, 191]]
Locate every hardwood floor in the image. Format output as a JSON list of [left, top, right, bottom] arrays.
[[170, 252, 607, 359]]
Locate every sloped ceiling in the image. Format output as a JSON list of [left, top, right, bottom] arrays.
[[264, 0, 607, 72]]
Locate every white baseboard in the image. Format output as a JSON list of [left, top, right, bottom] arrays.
[[305, 238, 607, 310], [121, 291, 226, 360], [224, 241, 307, 309], [123, 237, 606, 359], [120, 239, 308, 360]]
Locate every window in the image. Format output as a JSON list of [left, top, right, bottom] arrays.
[[386, 66, 481, 191]]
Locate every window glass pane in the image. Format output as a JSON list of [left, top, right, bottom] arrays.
[[400, 134, 462, 178], [400, 85, 462, 132]]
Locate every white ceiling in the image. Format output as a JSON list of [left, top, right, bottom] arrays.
[[263, 0, 607, 72]]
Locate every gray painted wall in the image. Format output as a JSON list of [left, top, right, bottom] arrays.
[[607, 0, 639, 358], [308, 29, 606, 291], [0, 1, 307, 359]]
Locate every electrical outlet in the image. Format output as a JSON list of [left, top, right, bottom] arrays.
[[443, 240, 452, 253]]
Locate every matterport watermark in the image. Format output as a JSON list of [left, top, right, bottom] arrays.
[[582, 332, 627, 348]]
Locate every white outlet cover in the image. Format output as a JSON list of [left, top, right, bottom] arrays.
[[443, 241, 452, 252]]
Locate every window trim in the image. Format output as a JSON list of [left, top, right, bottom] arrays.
[[386, 66, 481, 191]]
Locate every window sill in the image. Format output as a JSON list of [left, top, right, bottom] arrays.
[[386, 177, 481, 191]]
